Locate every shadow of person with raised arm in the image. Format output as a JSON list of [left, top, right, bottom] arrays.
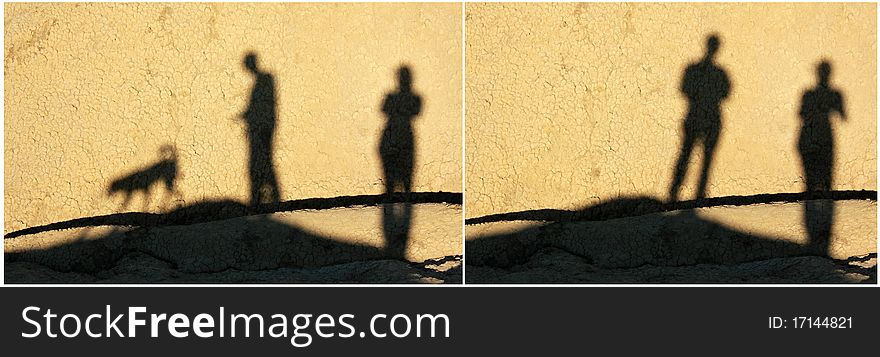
[[798, 60, 846, 256], [379, 65, 422, 259], [669, 34, 731, 202], [240, 52, 281, 207]]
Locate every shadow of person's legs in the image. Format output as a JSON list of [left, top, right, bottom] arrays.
[[801, 147, 836, 256], [383, 202, 412, 260], [804, 198, 834, 256], [696, 127, 720, 200], [669, 131, 697, 201]]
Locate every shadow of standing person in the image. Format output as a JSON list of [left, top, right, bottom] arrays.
[[669, 34, 731, 202], [798, 60, 846, 255], [241, 52, 281, 207], [380, 65, 422, 259]]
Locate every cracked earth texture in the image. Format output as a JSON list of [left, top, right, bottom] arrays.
[[5, 3, 462, 233], [466, 199, 876, 283], [467, 249, 875, 284], [6, 204, 462, 283], [7, 257, 462, 284], [465, 3, 876, 218]]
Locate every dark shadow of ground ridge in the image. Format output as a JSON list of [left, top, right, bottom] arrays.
[[5, 214, 386, 281], [466, 192, 876, 283], [469, 210, 804, 269]]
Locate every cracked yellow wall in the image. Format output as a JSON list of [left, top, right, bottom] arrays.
[[466, 3, 876, 218], [5, 3, 462, 233]]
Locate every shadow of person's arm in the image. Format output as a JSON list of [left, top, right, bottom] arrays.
[[836, 91, 847, 121], [381, 94, 392, 116], [798, 91, 810, 119], [721, 69, 731, 100], [680, 66, 694, 97], [413, 96, 422, 118], [237, 104, 252, 123]]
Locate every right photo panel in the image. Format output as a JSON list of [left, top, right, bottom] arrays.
[[465, 3, 877, 283]]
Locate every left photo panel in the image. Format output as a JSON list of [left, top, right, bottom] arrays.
[[4, 3, 463, 283]]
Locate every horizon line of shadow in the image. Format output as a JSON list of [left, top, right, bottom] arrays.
[[5, 191, 462, 240], [465, 190, 877, 225]]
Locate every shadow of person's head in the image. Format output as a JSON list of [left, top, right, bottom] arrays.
[[817, 60, 832, 87], [397, 65, 413, 92], [705, 34, 721, 60], [244, 52, 259, 74]]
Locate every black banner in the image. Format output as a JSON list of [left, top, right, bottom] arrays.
[[1, 287, 877, 354]]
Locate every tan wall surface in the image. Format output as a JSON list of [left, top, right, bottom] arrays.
[[466, 3, 876, 218], [5, 3, 462, 232]]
